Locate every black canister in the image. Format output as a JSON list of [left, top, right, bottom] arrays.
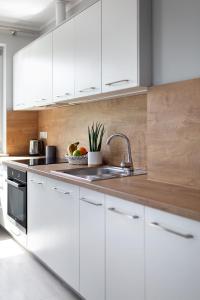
[[46, 146, 57, 164]]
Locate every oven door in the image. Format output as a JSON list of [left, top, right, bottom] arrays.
[[7, 178, 27, 232]]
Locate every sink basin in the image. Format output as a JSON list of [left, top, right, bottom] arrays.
[[51, 166, 147, 182]]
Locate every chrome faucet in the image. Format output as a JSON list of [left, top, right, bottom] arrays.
[[106, 133, 134, 171]]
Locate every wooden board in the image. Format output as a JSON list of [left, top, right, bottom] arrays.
[[147, 78, 200, 189], [38, 95, 147, 169], [7, 111, 38, 155]]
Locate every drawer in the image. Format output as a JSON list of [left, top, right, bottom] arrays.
[[105, 195, 145, 219], [80, 187, 104, 206], [46, 177, 79, 197], [145, 207, 200, 239]]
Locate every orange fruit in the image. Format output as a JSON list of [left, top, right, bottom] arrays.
[[79, 147, 88, 155]]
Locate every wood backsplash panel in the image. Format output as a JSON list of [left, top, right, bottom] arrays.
[[7, 111, 38, 155], [147, 78, 200, 189], [38, 95, 147, 168]]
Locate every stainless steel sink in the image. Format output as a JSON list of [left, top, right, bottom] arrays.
[[51, 166, 147, 182]]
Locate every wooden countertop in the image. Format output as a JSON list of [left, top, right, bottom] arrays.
[[4, 160, 200, 222]]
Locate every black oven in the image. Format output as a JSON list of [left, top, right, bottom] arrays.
[[7, 167, 27, 233]]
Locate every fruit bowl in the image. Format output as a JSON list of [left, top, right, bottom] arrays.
[[65, 154, 88, 165]]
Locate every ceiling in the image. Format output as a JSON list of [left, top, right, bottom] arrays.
[[0, 0, 82, 33]]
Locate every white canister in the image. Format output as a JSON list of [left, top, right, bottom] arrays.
[[88, 151, 102, 166]]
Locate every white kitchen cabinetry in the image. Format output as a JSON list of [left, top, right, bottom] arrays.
[[102, 0, 151, 93], [0, 165, 7, 228], [145, 207, 200, 300], [27, 173, 48, 259], [53, 19, 75, 102], [31, 33, 53, 107], [79, 187, 105, 300], [13, 33, 53, 110], [28, 173, 79, 291], [74, 2, 101, 98], [106, 196, 145, 300], [46, 178, 79, 290], [13, 46, 32, 110]]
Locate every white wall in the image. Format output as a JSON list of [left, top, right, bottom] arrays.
[[153, 0, 200, 85]]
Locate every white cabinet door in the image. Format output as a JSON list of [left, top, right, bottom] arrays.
[[79, 188, 105, 300], [145, 207, 200, 300], [53, 19, 75, 102], [102, 0, 138, 92], [75, 2, 101, 98], [46, 178, 79, 290], [31, 33, 53, 107], [106, 196, 145, 300], [27, 173, 48, 260], [28, 173, 79, 291], [13, 46, 32, 110]]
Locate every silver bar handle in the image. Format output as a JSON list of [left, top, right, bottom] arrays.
[[105, 79, 130, 86], [56, 92, 70, 98], [16, 103, 25, 106], [29, 179, 44, 185], [79, 87, 96, 93], [51, 187, 70, 195], [80, 197, 102, 206], [6, 178, 25, 188], [108, 207, 139, 219], [150, 222, 194, 239]]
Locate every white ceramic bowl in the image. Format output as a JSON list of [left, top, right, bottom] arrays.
[[65, 154, 88, 165]]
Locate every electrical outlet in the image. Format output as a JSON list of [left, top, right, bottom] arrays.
[[39, 132, 48, 139]]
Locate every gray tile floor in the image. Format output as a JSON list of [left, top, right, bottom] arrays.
[[0, 227, 81, 300]]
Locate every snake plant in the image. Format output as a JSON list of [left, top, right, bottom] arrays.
[[88, 122, 105, 152]]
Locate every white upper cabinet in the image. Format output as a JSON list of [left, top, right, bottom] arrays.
[[13, 46, 32, 110], [13, 0, 151, 110], [145, 207, 200, 300], [106, 196, 145, 300], [53, 19, 75, 102], [74, 1, 101, 98], [31, 32, 53, 107], [13, 32, 53, 110], [102, 0, 152, 92]]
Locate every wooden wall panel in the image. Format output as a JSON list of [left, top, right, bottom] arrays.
[[38, 95, 147, 168], [147, 78, 200, 189], [7, 111, 38, 155]]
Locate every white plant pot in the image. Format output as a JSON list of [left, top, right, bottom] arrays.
[[88, 151, 102, 166]]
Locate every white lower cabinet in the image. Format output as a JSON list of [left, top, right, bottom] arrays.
[[79, 188, 105, 300], [27, 173, 48, 259], [27, 171, 200, 300], [106, 196, 145, 300], [145, 207, 200, 300], [28, 173, 79, 291]]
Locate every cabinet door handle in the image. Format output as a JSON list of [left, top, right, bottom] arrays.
[[29, 179, 44, 185], [105, 79, 130, 86], [150, 222, 194, 239], [79, 87, 96, 93], [80, 197, 102, 206], [16, 103, 25, 107], [51, 186, 70, 195], [108, 207, 139, 220], [56, 92, 70, 98]]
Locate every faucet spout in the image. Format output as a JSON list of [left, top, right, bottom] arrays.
[[106, 133, 134, 171]]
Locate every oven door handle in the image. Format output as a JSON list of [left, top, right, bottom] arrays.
[[6, 179, 26, 188]]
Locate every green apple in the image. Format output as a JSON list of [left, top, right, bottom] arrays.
[[73, 149, 81, 156]]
